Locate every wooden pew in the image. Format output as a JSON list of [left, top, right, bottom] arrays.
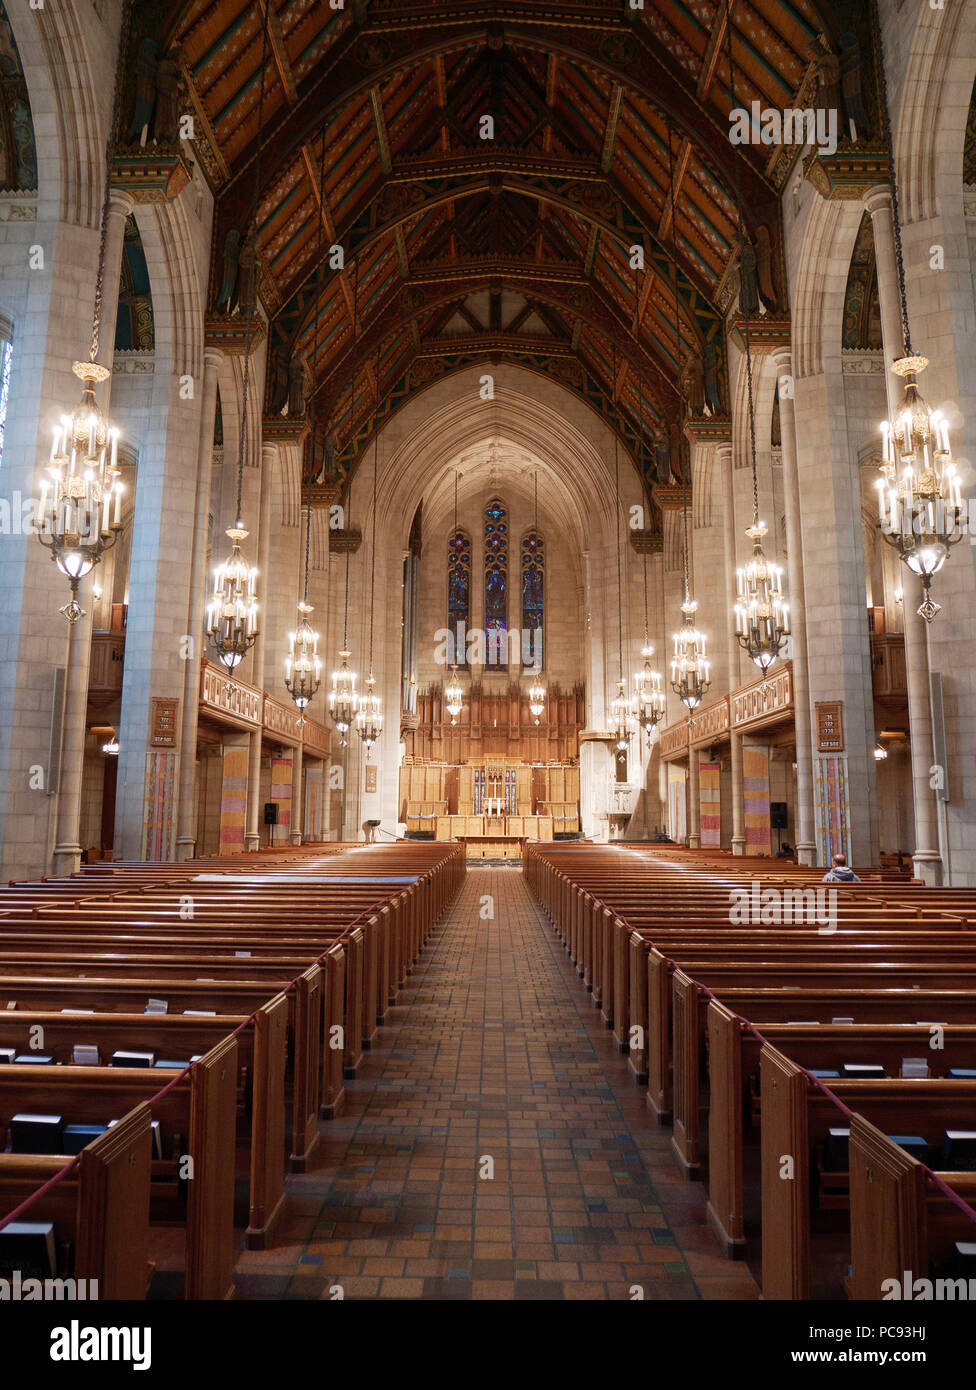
[[0, 1103, 151, 1299], [0, 1037, 238, 1299], [759, 1043, 976, 1300], [705, 1005, 976, 1258], [849, 1115, 976, 1301]]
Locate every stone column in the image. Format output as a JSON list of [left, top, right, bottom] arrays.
[[290, 732, 304, 845], [687, 744, 701, 848], [864, 186, 941, 883], [175, 346, 223, 860], [52, 188, 133, 876], [244, 442, 277, 852], [771, 348, 817, 866]]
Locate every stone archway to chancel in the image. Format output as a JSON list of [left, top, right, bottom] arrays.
[[331, 362, 653, 852]]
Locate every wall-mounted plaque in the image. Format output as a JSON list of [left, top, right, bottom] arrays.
[[815, 701, 844, 752], [365, 765, 378, 794], [150, 697, 179, 748]]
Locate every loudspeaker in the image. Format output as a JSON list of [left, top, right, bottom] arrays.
[[263, 802, 278, 826], [770, 801, 788, 829]]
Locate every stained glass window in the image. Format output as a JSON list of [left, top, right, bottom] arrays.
[[484, 498, 508, 665], [0, 340, 12, 467], [447, 528, 471, 667], [521, 528, 544, 668]]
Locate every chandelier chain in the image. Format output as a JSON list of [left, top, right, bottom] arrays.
[[722, 0, 761, 524], [612, 341, 624, 683], [665, 113, 692, 605], [235, 0, 272, 528], [368, 348, 379, 674], [90, 4, 129, 365], [342, 259, 361, 656], [871, 0, 912, 358]]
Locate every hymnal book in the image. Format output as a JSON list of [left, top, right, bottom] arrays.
[[62, 1123, 108, 1156], [824, 1127, 851, 1171], [183, 1010, 216, 1016], [0, 1048, 15, 1064], [942, 1131, 976, 1171], [235, 951, 251, 958], [949, 1069, 976, 1079], [901, 1058, 929, 1078], [888, 1134, 929, 1161], [831, 1017, 855, 1025], [13, 1054, 54, 1065], [841, 1063, 885, 1078], [189, 1055, 203, 1063], [151, 1120, 163, 1160], [10, 1113, 65, 1154], [72, 1045, 100, 1067], [0, 1222, 56, 1279], [954, 1242, 976, 1270], [111, 1050, 155, 1068], [154, 1059, 189, 1070], [60, 1008, 94, 1014], [145, 998, 168, 1014], [809, 1069, 840, 1079]]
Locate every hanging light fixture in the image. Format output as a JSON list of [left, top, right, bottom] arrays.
[[284, 121, 326, 722], [872, 6, 963, 623], [526, 470, 546, 725], [724, 13, 790, 673], [329, 263, 361, 745], [206, 7, 272, 675], [101, 732, 120, 757], [671, 504, 711, 709], [36, 77, 126, 623], [610, 348, 637, 751], [356, 382, 383, 756], [631, 264, 665, 743], [663, 114, 710, 712], [445, 468, 464, 724]]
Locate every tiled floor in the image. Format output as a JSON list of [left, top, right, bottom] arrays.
[[233, 866, 760, 1301]]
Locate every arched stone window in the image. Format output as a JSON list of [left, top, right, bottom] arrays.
[[484, 498, 507, 666], [520, 528, 544, 669], [447, 526, 471, 667]]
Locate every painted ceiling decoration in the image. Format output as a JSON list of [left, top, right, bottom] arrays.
[[121, 0, 875, 493], [115, 215, 156, 351], [842, 210, 882, 353], [0, 1, 36, 192]]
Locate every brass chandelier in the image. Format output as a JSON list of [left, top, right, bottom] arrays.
[[37, 63, 124, 624], [873, 1, 962, 622], [661, 113, 710, 713], [355, 414, 383, 755], [610, 361, 637, 752], [284, 124, 326, 720], [329, 267, 361, 746], [725, 10, 789, 673], [206, 7, 272, 674]]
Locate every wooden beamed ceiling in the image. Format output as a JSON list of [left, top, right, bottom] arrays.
[[141, 0, 861, 482]]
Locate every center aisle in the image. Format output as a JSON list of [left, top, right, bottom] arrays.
[[235, 866, 759, 1301]]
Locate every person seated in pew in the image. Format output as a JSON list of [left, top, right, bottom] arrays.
[[774, 842, 794, 859], [822, 852, 860, 883]]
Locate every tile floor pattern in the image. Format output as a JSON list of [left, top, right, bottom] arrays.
[[233, 867, 760, 1301]]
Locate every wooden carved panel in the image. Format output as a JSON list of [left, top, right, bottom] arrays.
[[815, 700, 844, 752]]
